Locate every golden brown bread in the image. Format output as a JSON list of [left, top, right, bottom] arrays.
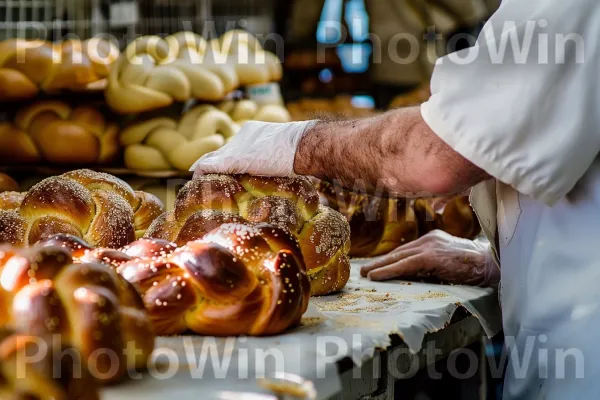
[[0, 329, 100, 399], [0, 38, 119, 101], [145, 175, 351, 296], [0, 173, 19, 193], [317, 181, 481, 258], [0, 245, 154, 383], [39, 226, 311, 337], [0, 101, 120, 165], [0, 169, 164, 247]]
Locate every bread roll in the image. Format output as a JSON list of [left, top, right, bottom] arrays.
[[121, 105, 238, 171], [0, 100, 119, 165], [0, 38, 119, 101], [40, 225, 310, 337], [0, 169, 164, 247], [145, 175, 350, 296], [0, 244, 154, 383]]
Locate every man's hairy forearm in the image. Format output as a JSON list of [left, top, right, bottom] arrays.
[[294, 107, 489, 197]]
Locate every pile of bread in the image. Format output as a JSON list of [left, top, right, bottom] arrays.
[[0, 168, 482, 395], [0, 31, 291, 173]]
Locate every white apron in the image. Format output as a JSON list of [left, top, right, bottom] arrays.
[[472, 160, 600, 399], [419, 1, 600, 398]]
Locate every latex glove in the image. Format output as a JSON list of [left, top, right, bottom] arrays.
[[191, 120, 317, 177], [360, 230, 500, 287]]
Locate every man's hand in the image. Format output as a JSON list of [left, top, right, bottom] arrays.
[[192, 120, 315, 177], [360, 230, 499, 287]]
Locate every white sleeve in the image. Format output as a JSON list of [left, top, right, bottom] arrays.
[[421, 0, 600, 205]]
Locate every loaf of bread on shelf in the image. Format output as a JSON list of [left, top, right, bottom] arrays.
[[0, 173, 18, 192], [144, 174, 350, 296], [0, 329, 100, 399], [0, 100, 120, 165], [219, 99, 291, 124], [213, 29, 283, 85], [0, 244, 154, 383], [0, 38, 119, 101], [0, 169, 164, 247], [317, 181, 480, 258], [106, 33, 239, 114], [120, 104, 239, 171], [38, 228, 310, 337]]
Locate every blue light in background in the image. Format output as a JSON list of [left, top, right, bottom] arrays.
[[351, 95, 375, 109], [337, 43, 372, 73], [319, 68, 334, 83], [317, 0, 343, 44], [317, 0, 371, 73]]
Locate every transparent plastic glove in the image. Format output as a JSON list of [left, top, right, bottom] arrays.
[[191, 120, 317, 177], [360, 230, 500, 288]]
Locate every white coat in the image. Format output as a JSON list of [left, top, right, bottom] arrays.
[[421, 0, 600, 398]]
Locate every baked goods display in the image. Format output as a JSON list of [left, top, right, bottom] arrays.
[[0, 329, 100, 399], [0, 173, 18, 193], [145, 174, 351, 296], [0, 38, 119, 101], [219, 99, 292, 124], [317, 181, 480, 258], [120, 105, 239, 172], [288, 95, 381, 121], [0, 169, 164, 247], [42, 224, 311, 336], [0, 244, 154, 383], [0, 100, 119, 165], [106, 30, 282, 114]]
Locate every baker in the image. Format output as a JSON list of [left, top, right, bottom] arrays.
[[192, 2, 600, 398]]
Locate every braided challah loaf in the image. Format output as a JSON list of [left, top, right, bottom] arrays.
[[0, 38, 119, 101], [39, 227, 311, 337], [0, 169, 164, 247], [219, 99, 292, 124], [317, 181, 480, 258], [317, 180, 419, 258], [0, 244, 154, 383], [120, 105, 239, 171], [214, 30, 283, 85], [145, 175, 350, 296], [0, 101, 119, 165], [0, 329, 100, 399], [106, 33, 238, 114]]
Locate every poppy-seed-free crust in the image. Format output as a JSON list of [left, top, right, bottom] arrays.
[[0, 169, 165, 248], [145, 174, 351, 296]]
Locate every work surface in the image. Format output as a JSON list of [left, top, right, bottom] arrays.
[[104, 260, 502, 399]]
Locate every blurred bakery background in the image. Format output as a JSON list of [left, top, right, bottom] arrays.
[[0, 0, 500, 207]]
